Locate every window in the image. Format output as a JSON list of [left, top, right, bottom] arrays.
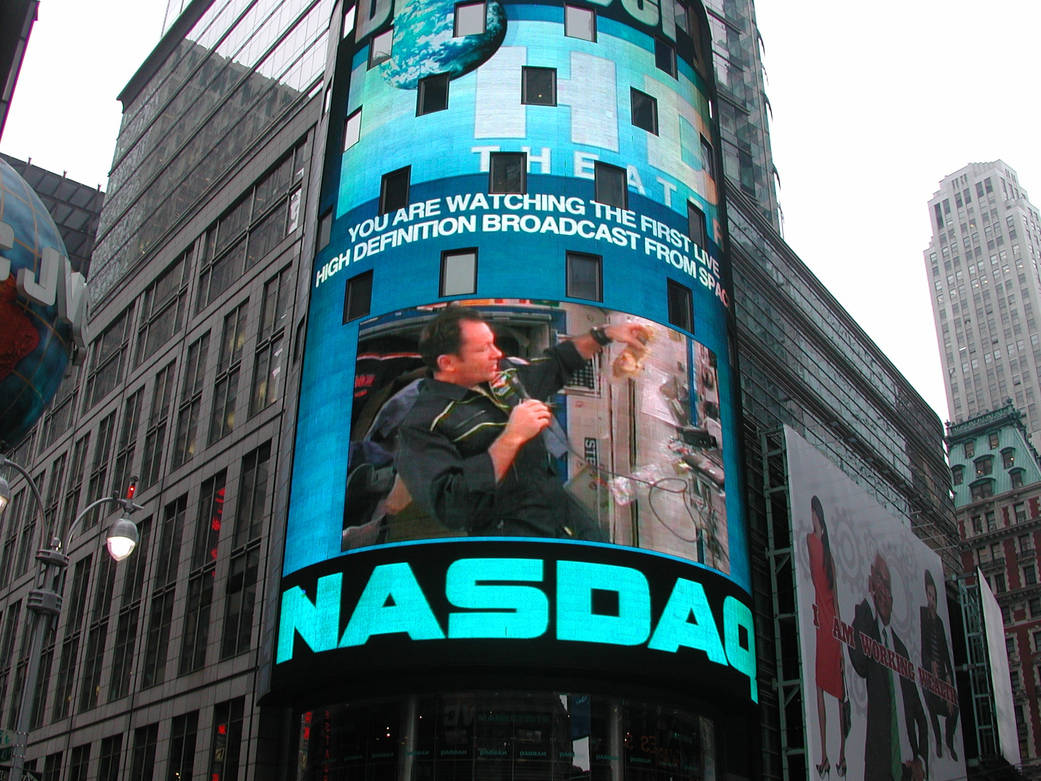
[[1031, 596, 1041, 618], [630, 88, 658, 134], [112, 390, 142, 499], [129, 723, 158, 781], [667, 279, 693, 333], [84, 307, 132, 410], [594, 162, 627, 209], [964, 441, 975, 458], [209, 698, 246, 781], [180, 471, 225, 675], [0, 601, 21, 721], [1011, 469, 1024, 488], [1033, 629, 1041, 652], [687, 201, 707, 250], [1002, 447, 1016, 468], [109, 517, 150, 701], [974, 455, 993, 476], [318, 208, 333, 251], [172, 333, 210, 467], [344, 108, 362, 151], [522, 66, 556, 105], [196, 148, 303, 313], [1023, 564, 1037, 586], [369, 28, 393, 67], [78, 554, 116, 712], [971, 514, 982, 534], [68, 743, 90, 781], [140, 362, 175, 489], [210, 301, 247, 445], [98, 735, 122, 781], [985, 511, 996, 530], [1020, 533, 1034, 553], [417, 73, 450, 115], [52, 556, 91, 720], [952, 465, 964, 485], [222, 443, 270, 658], [143, 496, 186, 688], [1015, 502, 1027, 523], [655, 38, 677, 77], [699, 135, 715, 181], [441, 249, 478, 296], [994, 572, 1006, 592], [135, 253, 188, 367], [379, 166, 411, 214], [484, 153, 527, 198], [344, 270, 374, 323], [63, 434, 89, 521], [566, 251, 602, 301], [969, 479, 994, 501], [565, 4, 596, 40], [989, 431, 1000, 448], [454, 2, 485, 35], [169, 711, 200, 781], [42, 752, 62, 781], [251, 267, 292, 416]]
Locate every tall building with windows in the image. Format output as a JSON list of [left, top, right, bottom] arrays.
[[948, 403, 1041, 777], [0, 0, 333, 777], [926, 161, 1041, 450], [0, 1, 962, 779]]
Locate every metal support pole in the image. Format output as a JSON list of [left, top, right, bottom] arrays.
[[2, 486, 140, 781], [9, 549, 67, 781]]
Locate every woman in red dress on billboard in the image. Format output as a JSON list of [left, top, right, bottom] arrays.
[[808, 496, 847, 777]]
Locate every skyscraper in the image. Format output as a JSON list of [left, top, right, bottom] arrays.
[[926, 161, 1041, 449], [0, 1, 964, 778]]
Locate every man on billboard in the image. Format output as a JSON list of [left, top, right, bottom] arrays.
[[920, 569, 959, 761], [849, 553, 929, 780], [395, 306, 648, 539]]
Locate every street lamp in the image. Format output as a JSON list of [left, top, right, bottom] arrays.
[[0, 456, 143, 781]]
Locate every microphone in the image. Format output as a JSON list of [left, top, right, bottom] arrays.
[[504, 369, 531, 400]]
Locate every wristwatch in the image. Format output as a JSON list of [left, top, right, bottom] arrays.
[[590, 326, 611, 346]]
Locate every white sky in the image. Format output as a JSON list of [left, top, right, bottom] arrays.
[[755, 0, 1041, 422], [4, 0, 1040, 423]]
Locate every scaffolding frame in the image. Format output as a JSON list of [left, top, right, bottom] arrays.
[[760, 428, 806, 780]]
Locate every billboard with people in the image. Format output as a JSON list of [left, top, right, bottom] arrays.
[[787, 427, 965, 780]]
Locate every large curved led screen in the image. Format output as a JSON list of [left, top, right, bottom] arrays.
[[276, 0, 752, 706]]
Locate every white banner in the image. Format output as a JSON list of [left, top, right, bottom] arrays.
[[786, 427, 965, 780]]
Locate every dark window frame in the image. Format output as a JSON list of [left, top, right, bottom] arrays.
[[521, 66, 557, 106], [564, 4, 596, 41], [454, 1, 486, 35], [687, 201, 707, 249], [630, 88, 658, 134], [440, 249, 478, 297], [417, 73, 450, 115], [379, 166, 411, 215], [369, 28, 393, 68], [593, 162, 628, 209], [489, 151, 527, 194], [654, 38, 677, 77], [667, 279, 693, 333], [566, 251, 603, 302], [344, 270, 374, 323]]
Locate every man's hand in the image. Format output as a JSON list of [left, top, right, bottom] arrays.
[[505, 399, 553, 443], [489, 399, 553, 482], [605, 322, 652, 354]]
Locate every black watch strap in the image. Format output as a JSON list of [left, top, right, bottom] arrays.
[[591, 326, 611, 346]]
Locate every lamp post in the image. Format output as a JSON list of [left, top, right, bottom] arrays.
[[0, 456, 141, 781]]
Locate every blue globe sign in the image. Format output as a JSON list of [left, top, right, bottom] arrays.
[[0, 158, 87, 447]]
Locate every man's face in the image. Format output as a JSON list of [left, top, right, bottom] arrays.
[[871, 557, 893, 626], [444, 319, 503, 387]]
